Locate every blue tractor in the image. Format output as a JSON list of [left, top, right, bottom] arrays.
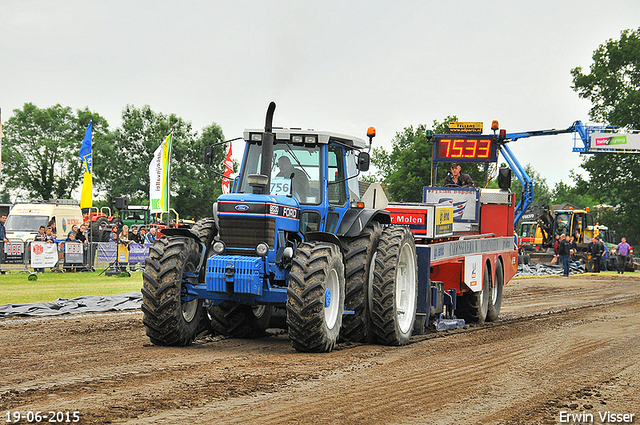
[[142, 103, 420, 352]]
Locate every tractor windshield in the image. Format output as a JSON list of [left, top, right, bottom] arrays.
[[238, 142, 322, 205]]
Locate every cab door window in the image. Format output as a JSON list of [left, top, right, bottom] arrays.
[[328, 145, 347, 206]]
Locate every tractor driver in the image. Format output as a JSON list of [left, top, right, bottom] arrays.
[[443, 162, 475, 187], [276, 156, 310, 201]]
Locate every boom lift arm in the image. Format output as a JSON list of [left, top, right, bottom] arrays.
[[500, 120, 607, 226], [506, 120, 617, 153], [497, 143, 532, 225]]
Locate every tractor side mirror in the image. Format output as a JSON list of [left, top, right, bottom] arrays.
[[204, 146, 214, 166], [357, 152, 370, 172]]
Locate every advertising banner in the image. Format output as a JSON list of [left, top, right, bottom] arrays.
[[97, 243, 117, 263], [30, 242, 59, 268], [129, 244, 151, 263], [149, 134, 172, 213], [64, 241, 84, 264], [118, 244, 129, 263], [423, 187, 479, 223], [3, 241, 25, 264], [590, 133, 640, 151], [448, 122, 483, 134], [464, 254, 483, 292]]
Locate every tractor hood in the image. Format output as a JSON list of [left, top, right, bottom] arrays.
[[216, 193, 300, 233]]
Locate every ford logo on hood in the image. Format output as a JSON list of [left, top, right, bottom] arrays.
[[235, 204, 250, 212]]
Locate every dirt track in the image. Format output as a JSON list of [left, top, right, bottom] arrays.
[[2, 273, 639, 424]]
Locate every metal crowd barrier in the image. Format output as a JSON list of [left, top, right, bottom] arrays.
[[0, 240, 152, 273]]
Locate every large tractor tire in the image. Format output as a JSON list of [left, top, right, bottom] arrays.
[[141, 236, 206, 346], [190, 217, 217, 244], [208, 302, 272, 338], [340, 223, 382, 343], [371, 226, 418, 346], [457, 261, 491, 324], [110, 217, 123, 230], [287, 242, 345, 353], [189, 217, 217, 278], [90, 217, 108, 242], [486, 259, 504, 322]]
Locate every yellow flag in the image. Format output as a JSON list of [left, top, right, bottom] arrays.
[[79, 123, 92, 208]]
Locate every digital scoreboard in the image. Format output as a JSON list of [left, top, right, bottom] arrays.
[[433, 135, 498, 163]]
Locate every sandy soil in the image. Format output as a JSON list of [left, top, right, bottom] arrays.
[[1, 273, 639, 424]]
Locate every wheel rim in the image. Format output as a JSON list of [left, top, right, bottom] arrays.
[[396, 242, 416, 334], [252, 304, 267, 319], [491, 270, 497, 305], [481, 264, 490, 315], [324, 268, 340, 329], [181, 261, 198, 322]]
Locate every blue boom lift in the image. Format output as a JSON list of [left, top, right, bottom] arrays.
[[500, 120, 616, 226]]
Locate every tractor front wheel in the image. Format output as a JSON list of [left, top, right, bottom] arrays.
[[287, 242, 345, 352], [141, 236, 206, 346]]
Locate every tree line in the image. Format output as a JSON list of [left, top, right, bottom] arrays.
[[367, 28, 640, 245], [2, 28, 638, 242], [1, 104, 230, 220]]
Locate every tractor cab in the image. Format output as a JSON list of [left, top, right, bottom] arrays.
[[233, 128, 370, 235]]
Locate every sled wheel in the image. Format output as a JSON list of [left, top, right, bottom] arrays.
[[457, 261, 491, 324], [486, 259, 504, 322]]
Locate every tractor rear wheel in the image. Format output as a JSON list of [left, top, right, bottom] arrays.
[[341, 223, 382, 343], [287, 242, 345, 352], [141, 236, 205, 345], [371, 226, 418, 346], [486, 259, 504, 322], [90, 217, 108, 242], [457, 261, 491, 324]]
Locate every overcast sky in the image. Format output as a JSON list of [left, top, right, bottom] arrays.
[[3, 0, 640, 189]]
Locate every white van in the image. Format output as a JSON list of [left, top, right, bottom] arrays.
[[5, 200, 84, 242]]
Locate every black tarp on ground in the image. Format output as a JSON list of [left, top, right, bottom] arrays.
[[0, 292, 142, 318], [516, 261, 586, 277]]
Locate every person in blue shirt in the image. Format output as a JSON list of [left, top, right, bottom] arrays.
[[0, 214, 8, 243], [0, 214, 8, 273], [144, 227, 157, 244]]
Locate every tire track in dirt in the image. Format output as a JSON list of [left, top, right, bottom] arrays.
[[112, 298, 640, 424]]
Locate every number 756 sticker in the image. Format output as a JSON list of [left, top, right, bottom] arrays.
[[270, 177, 291, 196]]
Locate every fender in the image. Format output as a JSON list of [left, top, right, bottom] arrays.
[[336, 208, 391, 238], [304, 231, 347, 252], [161, 228, 202, 245]]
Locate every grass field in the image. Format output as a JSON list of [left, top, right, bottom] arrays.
[[0, 271, 143, 305]]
